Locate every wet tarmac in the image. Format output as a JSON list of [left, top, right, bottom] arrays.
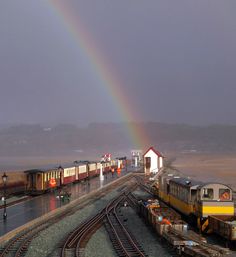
[[0, 168, 135, 237]]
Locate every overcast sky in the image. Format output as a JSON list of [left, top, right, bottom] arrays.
[[0, 1, 236, 126]]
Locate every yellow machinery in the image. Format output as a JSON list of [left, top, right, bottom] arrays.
[[158, 173, 234, 233]]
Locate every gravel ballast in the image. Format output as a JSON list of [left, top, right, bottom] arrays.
[[85, 226, 116, 257], [25, 188, 121, 257]]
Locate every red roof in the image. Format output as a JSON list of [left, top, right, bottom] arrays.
[[143, 147, 163, 157]]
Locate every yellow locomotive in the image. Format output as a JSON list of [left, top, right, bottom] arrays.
[[158, 172, 234, 233]]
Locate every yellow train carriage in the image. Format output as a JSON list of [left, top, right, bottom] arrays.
[[158, 173, 174, 204], [169, 178, 199, 216], [158, 173, 234, 233]]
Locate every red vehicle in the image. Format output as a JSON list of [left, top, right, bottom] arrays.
[[25, 159, 119, 195], [75, 163, 88, 181], [62, 166, 76, 185]]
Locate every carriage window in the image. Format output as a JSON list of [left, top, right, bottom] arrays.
[[219, 189, 230, 200], [202, 188, 213, 200]]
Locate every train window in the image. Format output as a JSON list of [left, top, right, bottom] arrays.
[[183, 188, 188, 202], [202, 188, 213, 200], [219, 189, 230, 200]]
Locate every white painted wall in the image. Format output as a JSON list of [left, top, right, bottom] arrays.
[[144, 149, 159, 174], [159, 156, 163, 168]]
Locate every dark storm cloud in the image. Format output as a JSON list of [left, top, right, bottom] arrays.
[[0, 0, 236, 125]]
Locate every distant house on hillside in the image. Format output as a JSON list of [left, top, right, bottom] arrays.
[[143, 147, 164, 174]]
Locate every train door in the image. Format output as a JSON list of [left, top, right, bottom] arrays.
[[190, 189, 197, 202], [190, 189, 198, 213]]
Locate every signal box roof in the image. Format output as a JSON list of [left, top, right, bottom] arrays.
[[143, 147, 164, 157]]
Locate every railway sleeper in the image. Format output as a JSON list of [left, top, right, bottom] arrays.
[[66, 248, 76, 256]]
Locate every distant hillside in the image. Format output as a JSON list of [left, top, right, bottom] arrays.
[[0, 123, 236, 157]]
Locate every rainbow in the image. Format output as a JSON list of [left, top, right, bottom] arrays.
[[48, 1, 150, 149]]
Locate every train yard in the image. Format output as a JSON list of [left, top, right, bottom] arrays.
[[0, 171, 235, 257], [0, 173, 133, 256]]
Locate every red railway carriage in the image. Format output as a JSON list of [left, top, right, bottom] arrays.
[[62, 166, 76, 185], [76, 164, 88, 181], [24, 167, 61, 195], [74, 161, 89, 181], [88, 162, 97, 177], [24, 158, 119, 195], [103, 161, 111, 174]]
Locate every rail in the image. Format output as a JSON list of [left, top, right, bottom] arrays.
[[105, 192, 147, 257]]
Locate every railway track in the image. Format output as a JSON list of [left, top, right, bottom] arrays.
[[0, 207, 75, 257], [60, 183, 142, 257], [105, 192, 147, 257], [124, 192, 139, 212], [59, 182, 148, 257], [60, 211, 104, 257], [0, 176, 135, 257], [134, 175, 153, 195], [60, 194, 126, 257]]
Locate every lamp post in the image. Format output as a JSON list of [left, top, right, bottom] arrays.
[[2, 172, 8, 220]]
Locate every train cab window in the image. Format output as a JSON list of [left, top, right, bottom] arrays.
[[202, 188, 213, 200], [219, 189, 230, 201]]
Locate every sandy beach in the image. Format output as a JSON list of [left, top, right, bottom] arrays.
[[171, 152, 236, 190]]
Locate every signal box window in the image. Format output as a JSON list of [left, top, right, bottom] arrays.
[[202, 188, 213, 200], [219, 189, 230, 201]]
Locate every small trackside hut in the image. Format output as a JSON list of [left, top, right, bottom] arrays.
[[143, 147, 164, 175]]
